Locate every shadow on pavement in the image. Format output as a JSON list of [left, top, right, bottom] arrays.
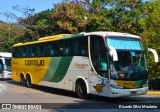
[[4, 80, 160, 111]]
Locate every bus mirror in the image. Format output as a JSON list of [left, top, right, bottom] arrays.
[[109, 46, 118, 61], [148, 48, 159, 62]]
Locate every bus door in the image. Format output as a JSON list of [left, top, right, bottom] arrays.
[[89, 36, 109, 94]]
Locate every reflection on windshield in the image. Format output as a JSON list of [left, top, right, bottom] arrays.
[[110, 51, 148, 80]]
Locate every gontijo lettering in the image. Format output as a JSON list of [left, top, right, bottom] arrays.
[[25, 60, 44, 66]]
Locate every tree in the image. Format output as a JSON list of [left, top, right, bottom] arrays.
[[12, 5, 35, 18], [50, 1, 86, 33], [138, 0, 160, 79], [0, 22, 24, 52], [18, 9, 55, 41], [105, 0, 144, 34], [50, 0, 111, 34]]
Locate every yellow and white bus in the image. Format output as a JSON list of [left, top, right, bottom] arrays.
[[12, 31, 158, 98]]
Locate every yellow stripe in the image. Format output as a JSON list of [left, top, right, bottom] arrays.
[[38, 34, 72, 41], [115, 80, 137, 88], [147, 91, 160, 95]]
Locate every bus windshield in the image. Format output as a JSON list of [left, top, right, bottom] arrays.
[[110, 51, 148, 80], [107, 36, 143, 50], [4, 58, 11, 71]]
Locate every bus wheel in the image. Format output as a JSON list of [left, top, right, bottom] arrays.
[[20, 75, 25, 86], [26, 75, 32, 88], [75, 80, 87, 99]]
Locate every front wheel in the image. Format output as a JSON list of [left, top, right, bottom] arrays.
[[75, 81, 87, 99]]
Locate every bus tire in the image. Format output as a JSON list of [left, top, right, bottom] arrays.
[[26, 75, 32, 88], [20, 74, 25, 86], [75, 80, 87, 99]]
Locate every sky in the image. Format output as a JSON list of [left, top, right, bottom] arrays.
[[0, 0, 62, 22]]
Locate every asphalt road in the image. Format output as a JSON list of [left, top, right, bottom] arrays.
[[0, 80, 160, 112]]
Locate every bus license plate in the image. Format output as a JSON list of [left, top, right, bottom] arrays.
[[130, 91, 137, 94]]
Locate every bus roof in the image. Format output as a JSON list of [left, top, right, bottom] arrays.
[[84, 31, 140, 38], [0, 52, 12, 57], [13, 31, 140, 47], [13, 33, 84, 47]]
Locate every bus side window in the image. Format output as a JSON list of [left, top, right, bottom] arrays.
[[38, 44, 46, 56], [20, 47, 23, 57], [50, 49, 54, 56], [73, 39, 78, 55], [64, 40, 72, 55], [16, 47, 20, 57], [51, 42, 58, 56], [46, 42, 54, 56], [25, 46, 29, 57], [80, 45, 87, 56], [47, 43, 52, 56], [31, 46, 37, 57], [12, 48, 15, 58], [13, 47, 18, 58], [27, 46, 32, 57], [73, 36, 88, 56], [22, 47, 27, 57]]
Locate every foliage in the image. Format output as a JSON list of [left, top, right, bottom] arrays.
[[18, 9, 55, 41], [138, 0, 160, 79], [50, 0, 111, 33], [105, 0, 144, 34], [51, 1, 87, 33], [0, 22, 24, 52]]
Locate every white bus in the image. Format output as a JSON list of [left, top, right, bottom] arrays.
[[0, 52, 12, 80], [12, 31, 158, 98]]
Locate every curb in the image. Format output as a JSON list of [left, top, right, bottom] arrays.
[[147, 91, 160, 95]]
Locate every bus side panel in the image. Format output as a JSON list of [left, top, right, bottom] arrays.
[[66, 56, 90, 91], [39, 56, 90, 91], [69, 56, 110, 97], [39, 56, 73, 89], [43, 56, 73, 82], [88, 71, 110, 97], [12, 57, 51, 84], [12, 58, 19, 82]]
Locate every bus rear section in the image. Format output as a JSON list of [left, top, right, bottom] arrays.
[[0, 52, 12, 80]]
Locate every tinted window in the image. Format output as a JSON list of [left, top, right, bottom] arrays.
[[13, 36, 89, 57]]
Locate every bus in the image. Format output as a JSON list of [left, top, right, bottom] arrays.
[[0, 52, 12, 80], [11, 31, 158, 98]]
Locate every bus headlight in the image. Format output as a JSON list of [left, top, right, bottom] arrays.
[[111, 84, 123, 89]]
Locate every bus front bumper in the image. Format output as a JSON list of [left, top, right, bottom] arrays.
[[109, 87, 148, 97]]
